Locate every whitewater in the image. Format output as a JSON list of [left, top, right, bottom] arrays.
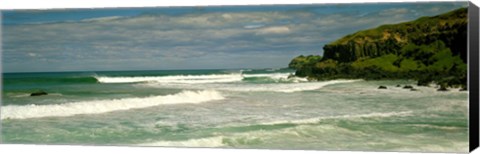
[[1, 69, 469, 152], [1, 90, 224, 119]]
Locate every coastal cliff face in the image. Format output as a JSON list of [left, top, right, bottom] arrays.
[[289, 8, 468, 88], [322, 8, 467, 63]]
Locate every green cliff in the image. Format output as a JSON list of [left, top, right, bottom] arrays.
[[323, 8, 467, 62], [289, 8, 468, 89]]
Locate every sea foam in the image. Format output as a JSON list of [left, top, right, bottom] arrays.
[[95, 73, 303, 84], [243, 73, 291, 80], [270, 80, 358, 93], [138, 135, 263, 148], [138, 136, 226, 147], [96, 74, 244, 84], [140, 79, 359, 93], [260, 111, 413, 125], [1, 90, 224, 120], [138, 111, 413, 148]]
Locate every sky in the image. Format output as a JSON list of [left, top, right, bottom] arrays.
[[1, 2, 468, 72]]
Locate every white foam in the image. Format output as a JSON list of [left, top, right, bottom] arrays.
[[407, 124, 463, 130], [261, 111, 413, 125], [217, 80, 359, 93], [1, 90, 224, 120], [243, 73, 308, 83], [138, 135, 263, 148], [96, 72, 307, 84], [96, 74, 244, 84], [271, 80, 357, 93], [243, 73, 290, 80], [138, 111, 414, 148], [138, 136, 225, 147], [140, 79, 359, 93]]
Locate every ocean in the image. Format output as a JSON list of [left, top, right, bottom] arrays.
[[0, 69, 468, 152]]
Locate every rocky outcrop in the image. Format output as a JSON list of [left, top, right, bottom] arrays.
[[30, 91, 48, 96], [322, 8, 467, 63], [289, 8, 468, 88]]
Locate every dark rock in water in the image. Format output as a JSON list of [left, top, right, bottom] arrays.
[[417, 79, 431, 86], [403, 85, 414, 89], [30, 91, 48, 96], [378, 86, 387, 89], [437, 86, 448, 91], [410, 88, 418, 91], [396, 85, 401, 87]]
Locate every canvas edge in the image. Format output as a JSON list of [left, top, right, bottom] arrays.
[[469, 1, 480, 152]]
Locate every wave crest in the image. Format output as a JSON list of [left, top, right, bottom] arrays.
[[139, 79, 359, 93], [1, 90, 224, 120], [138, 136, 263, 148], [261, 111, 413, 125], [139, 136, 226, 147], [95, 73, 304, 84], [96, 74, 244, 84]]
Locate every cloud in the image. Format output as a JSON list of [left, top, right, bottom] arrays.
[[2, 2, 467, 72], [244, 24, 265, 29], [255, 26, 291, 35]]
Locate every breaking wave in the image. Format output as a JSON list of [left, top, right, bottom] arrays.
[[95, 73, 304, 84], [138, 111, 414, 148], [260, 111, 414, 125], [1, 90, 224, 120], [138, 136, 226, 147], [139, 79, 360, 93], [96, 74, 244, 84]]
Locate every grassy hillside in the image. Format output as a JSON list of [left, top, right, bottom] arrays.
[[323, 8, 467, 62], [289, 8, 468, 89]]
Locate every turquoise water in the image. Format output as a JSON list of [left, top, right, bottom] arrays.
[[1, 69, 468, 152]]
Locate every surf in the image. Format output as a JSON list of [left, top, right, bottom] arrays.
[[139, 79, 360, 93], [95, 74, 244, 84], [138, 111, 414, 148], [259, 111, 414, 126], [95, 72, 305, 84], [1, 90, 224, 120], [138, 136, 226, 147]]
